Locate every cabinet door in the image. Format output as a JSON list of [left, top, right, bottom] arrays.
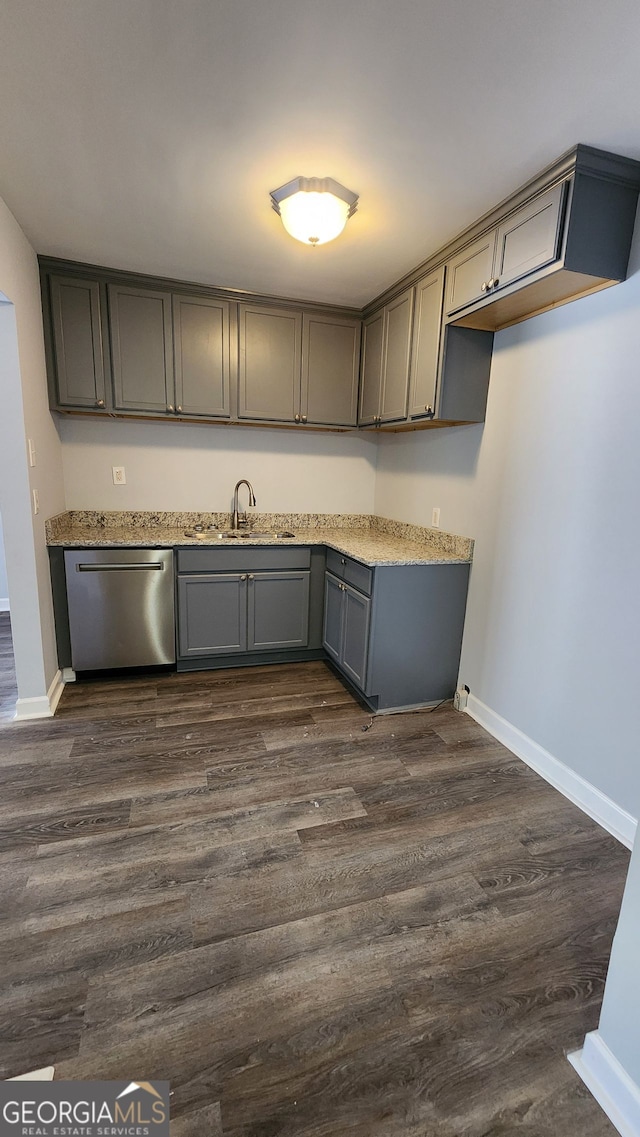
[[173, 294, 231, 418], [341, 583, 370, 690], [493, 182, 566, 291], [248, 571, 310, 651], [50, 276, 106, 409], [445, 233, 495, 315], [408, 267, 445, 419], [358, 310, 385, 425], [301, 313, 361, 427], [109, 285, 173, 412], [238, 305, 302, 422], [381, 288, 414, 423], [322, 572, 344, 663], [177, 574, 246, 657]]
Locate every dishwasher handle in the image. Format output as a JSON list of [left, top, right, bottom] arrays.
[[76, 562, 166, 572]]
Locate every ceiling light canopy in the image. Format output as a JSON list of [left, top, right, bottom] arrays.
[[270, 177, 358, 246]]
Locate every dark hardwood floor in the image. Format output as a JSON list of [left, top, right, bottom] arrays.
[[0, 611, 17, 722], [0, 660, 628, 1135]]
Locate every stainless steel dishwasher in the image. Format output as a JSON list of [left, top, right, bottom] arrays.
[[64, 549, 175, 670]]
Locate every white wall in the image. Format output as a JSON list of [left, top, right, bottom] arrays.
[[375, 225, 640, 819], [0, 514, 9, 608], [0, 194, 66, 702], [597, 833, 640, 1088], [58, 417, 377, 516]]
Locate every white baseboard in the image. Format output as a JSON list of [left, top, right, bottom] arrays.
[[47, 668, 65, 715], [569, 1032, 640, 1137], [465, 695, 637, 849], [14, 669, 65, 720], [0, 597, 9, 612]]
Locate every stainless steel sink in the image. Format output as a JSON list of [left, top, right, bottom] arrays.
[[183, 530, 296, 540]]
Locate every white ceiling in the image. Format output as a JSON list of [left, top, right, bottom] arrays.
[[1, 0, 639, 307]]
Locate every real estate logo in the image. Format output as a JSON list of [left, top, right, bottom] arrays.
[[0, 1079, 170, 1136]]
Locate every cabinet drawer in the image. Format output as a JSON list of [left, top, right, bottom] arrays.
[[177, 546, 311, 574], [326, 549, 372, 595]]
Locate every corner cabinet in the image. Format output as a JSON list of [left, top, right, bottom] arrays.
[[358, 288, 414, 426], [322, 549, 470, 711]]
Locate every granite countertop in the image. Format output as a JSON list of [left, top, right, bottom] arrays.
[[45, 512, 474, 567]]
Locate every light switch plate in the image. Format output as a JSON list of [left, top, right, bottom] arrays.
[[112, 466, 126, 485]]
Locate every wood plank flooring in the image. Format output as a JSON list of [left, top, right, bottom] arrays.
[[0, 659, 629, 1135], [0, 611, 17, 722]]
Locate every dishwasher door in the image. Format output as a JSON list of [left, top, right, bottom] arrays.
[[64, 548, 175, 670]]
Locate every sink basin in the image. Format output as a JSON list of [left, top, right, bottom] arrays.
[[184, 530, 296, 540]]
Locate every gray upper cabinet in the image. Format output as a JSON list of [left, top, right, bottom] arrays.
[[445, 233, 495, 316], [446, 182, 566, 319], [109, 285, 173, 413], [380, 289, 413, 422], [238, 305, 302, 422], [50, 276, 106, 410], [301, 313, 360, 427], [173, 294, 231, 419], [493, 182, 565, 291], [358, 310, 385, 426], [408, 266, 445, 419], [358, 289, 414, 426]]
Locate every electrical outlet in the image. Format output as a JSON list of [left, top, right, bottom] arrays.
[[431, 507, 440, 527], [112, 466, 126, 485], [453, 686, 468, 712], [32, 488, 39, 515], [28, 438, 36, 467]]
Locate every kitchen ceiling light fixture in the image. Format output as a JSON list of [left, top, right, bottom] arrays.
[[270, 177, 358, 246]]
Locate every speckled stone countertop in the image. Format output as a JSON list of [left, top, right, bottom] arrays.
[[46, 512, 473, 566]]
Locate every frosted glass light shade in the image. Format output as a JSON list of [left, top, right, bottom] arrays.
[[270, 177, 358, 246]]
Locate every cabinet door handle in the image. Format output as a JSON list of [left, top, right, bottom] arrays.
[[424, 404, 433, 415], [248, 573, 255, 581], [492, 277, 499, 288], [480, 281, 489, 293], [341, 557, 346, 564], [176, 405, 183, 413], [96, 399, 105, 408], [294, 413, 300, 423], [167, 404, 174, 413], [240, 574, 247, 581], [301, 414, 308, 423]]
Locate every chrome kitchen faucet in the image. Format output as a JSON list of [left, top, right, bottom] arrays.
[[232, 479, 257, 530]]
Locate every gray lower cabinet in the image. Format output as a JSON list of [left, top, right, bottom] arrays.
[[323, 551, 470, 711], [324, 574, 370, 689], [109, 284, 174, 412], [176, 546, 319, 667], [172, 294, 231, 418], [178, 569, 309, 657], [178, 574, 247, 656], [49, 276, 106, 410], [248, 571, 310, 650], [358, 289, 414, 426]]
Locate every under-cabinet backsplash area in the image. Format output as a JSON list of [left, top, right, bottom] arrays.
[[56, 415, 378, 514]]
